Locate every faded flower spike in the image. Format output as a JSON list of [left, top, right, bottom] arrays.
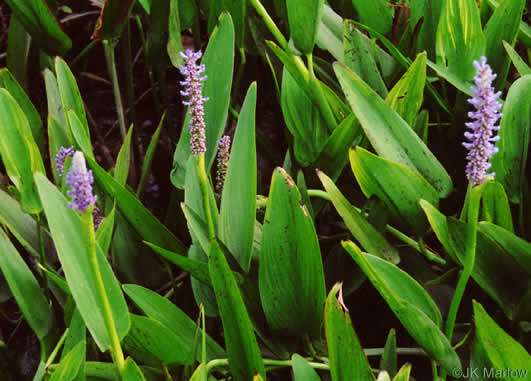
[[56, 146, 74, 176], [179, 49, 208, 155], [216, 135, 231, 193], [463, 56, 502, 186], [66, 151, 97, 213]]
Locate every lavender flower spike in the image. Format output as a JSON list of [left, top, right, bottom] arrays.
[[216, 135, 231, 193], [66, 151, 97, 213], [56, 146, 74, 176], [179, 49, 208, 155], [463, 56, 502, 186]]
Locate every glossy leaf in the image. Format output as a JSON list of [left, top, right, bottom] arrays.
[[380, 329, 397, 377], [67, 110, 94, 160], [480, 181, 513, 232], [34, 173, 130, 352], [292, 354, 321, 381], [392, 364, 412, 381], [259, 168, 326, 336], [342, 241, 460, 373], [325, 282, 375, 381], [4, 0, 71, 55], [0, 89, 45, 214], [220, 83, 257, 272], [49, 341, 85, 381], [123, 284, 225, 361], [472, 301, 531, 372], [286, 0, 324, 53], [436, 0, 485, 80], [317, 169, 399, 263], [385, 52, 426, 127], [121, 358, 147, 381], [171, 12, 234, 188], [334, 63, 453, 197], [484, 0, 525, 87], [0, 228, 53, 340], [114, 125, 133, 186], [349, 147, 440, 235], [350, 0, 393, 35], [209, 239, 265, 381], [491, 75, 531, 203]]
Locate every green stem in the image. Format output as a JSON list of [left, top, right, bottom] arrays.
[[82, 207, 125, 375], [441, 182, 483, 380], [248, 0, 289, 50], [36, 214, 50, 299], [103, 40, 128, 141], [196, 154, 216, 240]]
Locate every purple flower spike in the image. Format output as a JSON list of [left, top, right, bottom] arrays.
[[179, 49, 208, 155], [216, 135, 231, 193], [56, 146, 74, 176], [66, 151, 97, 213], [463, 56, 502, 186]]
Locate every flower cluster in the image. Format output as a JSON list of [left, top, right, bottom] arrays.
[[56, 146, 74, 176], [179, 49, 208, 155], [463, 56, 502, 186], [66, 151, 97, 213], [216, 135, 231, 193]]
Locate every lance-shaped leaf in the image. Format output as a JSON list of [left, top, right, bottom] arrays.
[[222, 0, 246, 48], [49, 341, 85, 381], [121, 358, 147, 381], [325, 282, 375, 381], [259, 168, 326, 337], [317, 169, 399, 263], [0, 89, 45, 214], [34, 173, 130, 352], [171, 12, 234, 188], [342, 241, 460, 374], [209, 239, 265, 381], [436, 0, 485, 80], [4, 0, 71, 55], [491, 75, 531, 203], [349, 147, 439, 235], [286, 0, 324, 53], [334, 62, 452, 197], [0, 228, 53, 341], [292, 354, 321, 381], [503, 40, 531, 76], [480, 181, 514, 232], [350, 0, 393, 35], [168, 0, 184, 68], [220, 83, 257, 272]]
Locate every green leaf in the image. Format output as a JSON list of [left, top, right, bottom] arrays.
[[380, 329, 397, 377], [137, 113, 164, 196], [286, 0, 324, 53], [114, 125, 133, 186], [325, 282, 375, 381], [484, 0, 525, 87], [6, 16, 30, 90], [426, 59, 473, 97], [67, 110, 94, 160], [222, 0, 246, 48], [48, 115, 72, 183], [43, 69, 68, 129], [259, 168, 326, 336], [280, 68, 328, 166], [123, 284, 226, 362], [0, 68, 43, 145], [385, 52, 426, 127], [409, 0, 443, 58], [490, 75, 531, 203], [342, 241, 460, 374], [503, 40, 531, 76], [220, 83, 257, 273], [91, 0, 136, 40], [145, 0, 170, 67], [61, 309, 86, 361], [121, 358, 147, 381], [486, 0, 531, 49], [334, 63, 453, 197], [317, 169, 399, 263], [49, 341, 85, 381], [171, 12, 234, 188], [349, 147, 440, 235], [208, 239, 265, 381], [350, 0, 393, 35], [122, 314, 193, 366], [292, 354, 321, 381], [0, 228, 53, 340], [96, 205, 116, 255], [0, 89, 45, 214], [34, 173, 130, 352], [480, 181, 513, 232], [472, 301, 531, 372], [436, 0, 485, 80], [56, 58, 89, 138], [392, 364, 412, 381], [168, 0, 184, 68], [4, 0, 71, 55], [343, 20, 387, 98], [83, 154, 186, 254]]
